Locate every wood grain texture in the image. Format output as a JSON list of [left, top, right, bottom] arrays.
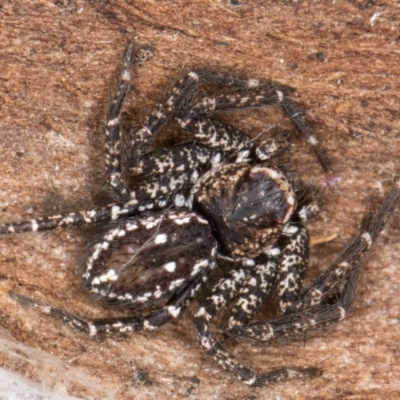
[[1, 1, 399, 399]]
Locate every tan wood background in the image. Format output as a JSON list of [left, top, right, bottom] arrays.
[[1, 1, 399, 399]]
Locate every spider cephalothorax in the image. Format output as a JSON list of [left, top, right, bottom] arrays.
[[1, 41, 399, 387]]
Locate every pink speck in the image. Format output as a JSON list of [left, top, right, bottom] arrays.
[[322, 174, 342, 188]]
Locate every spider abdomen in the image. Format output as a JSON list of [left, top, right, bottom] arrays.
[[82, 211, 217, 308]]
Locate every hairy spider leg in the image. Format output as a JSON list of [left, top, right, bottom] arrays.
[[178, 88, 331, 172], [282, 99, 331, 173], [193, 265, 253, 383], [10, 272, 205, 336], [194, 245, 320, 386], [177, 116, 293, 164], [106, 41, 135, 202], [274, 223, 310, 315], [230, 182, 400, 343], [225, 224, 313, 331], [288, 181, 400, 313], [226, 248, 281, 330], [128, 68, 293, 168], [129, 143, 222, 176], [0, 203, 139, 234], [294, 183, 323, 223], [128, 170, 197, 209], [177, 117, 252, 154], [270, 183, 324, 314]]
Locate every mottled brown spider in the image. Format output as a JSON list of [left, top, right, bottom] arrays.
[[1, 41, 399, 386]]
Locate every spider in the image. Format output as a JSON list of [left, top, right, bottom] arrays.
[[1, 41, 399, 387]]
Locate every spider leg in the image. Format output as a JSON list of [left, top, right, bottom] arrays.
[[294, 183, 323, 223], [128, 143, 223, 176], [282, 99, 331, 172], [194, 265, 254, 383], [231, 182, 400, 342], [0, 199, 164, 234], [10, 273, 205, 336], [194, 247, 319, 386], [128, 170, 199, 209], [179, 88, 331, 172], [226, 248, 281, 329], [128, 71, 205, 169], [226, 224, 309, 331], [225, 229, 320, 386], [177, 116, 291, 164], [289, 181, 400, 312], [127, 70, 291, 168], [128, 119, 291, 208], [176, 117, 252, 156], [105, 41, 135, 201], [276, 223, 310, 315], [0, 168, 207, 235]]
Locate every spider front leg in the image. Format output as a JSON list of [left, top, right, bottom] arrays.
[[176, 116, 292, 164], [271, 184, 323, 314], [233, 182, 400, 343], [179, 86, 331, 172], [127, 69, 293, 169], [131, 115, 289, 187], [105, 42, 201, 208]]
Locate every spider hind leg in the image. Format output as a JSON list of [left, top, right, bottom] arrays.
[[232, 181, 400, 343], [10, 272, 204, 336]]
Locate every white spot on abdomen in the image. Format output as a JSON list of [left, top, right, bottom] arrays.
[[163, 261, 177, 273], [154, 233, 168, 244]]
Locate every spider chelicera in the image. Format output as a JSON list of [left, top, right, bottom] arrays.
[[1, 42, 399, 386]]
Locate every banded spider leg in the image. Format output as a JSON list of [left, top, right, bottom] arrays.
[[201, 181, 399, 386]]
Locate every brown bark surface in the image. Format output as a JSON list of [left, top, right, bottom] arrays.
[[1, 1, 399, 399]]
